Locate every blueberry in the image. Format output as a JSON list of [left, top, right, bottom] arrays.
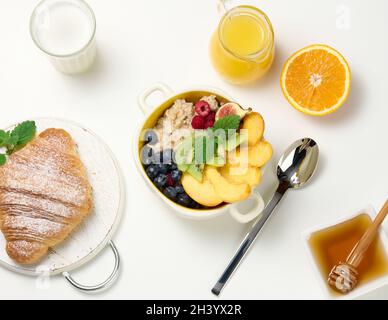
[[177, 193, 191, 207], [170, 162, 178, 171], [163, 186, 177, 201], [174, 183, 184, 194], [171, 169, 182, 182], [188, 199, 201, 209], [140, 145, 154, 166], [144, 130, 158, 145], [146, 165, 158, 180], [156, 164, 169, 174], [154, 174, 167, 189]]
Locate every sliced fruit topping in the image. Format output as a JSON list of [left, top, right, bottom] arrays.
[[281, 44, 351, 116], [207, 155, 226, 167], [177, 163, 189, 172], [181, 172, 223, 207], [220, 163, 262, 188], [187, 163, 205, 182], [228, 141, 272, 169], [195, 100, 211, 117], [175, 137, 194, 169], [225, 133, 247, 152], [241, 112, 265, 146], [227, 148, 248, 168], [215, 102, 252, 121], [205, 166, 251, 204], [247, 140, 273, 167]]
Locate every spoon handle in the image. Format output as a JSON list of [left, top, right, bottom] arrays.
[[212, 183, 288, 296]]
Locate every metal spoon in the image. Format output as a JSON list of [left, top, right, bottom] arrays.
[[212, 138, 319, 296]]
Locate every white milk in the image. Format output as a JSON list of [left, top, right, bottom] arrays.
[[31, 0, 96, 74]]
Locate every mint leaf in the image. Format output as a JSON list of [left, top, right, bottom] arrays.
[[0, 154, 6, 166], [212, 115, 241, 132], [10, 121, 36, 151], [0, 121, 36, 165]]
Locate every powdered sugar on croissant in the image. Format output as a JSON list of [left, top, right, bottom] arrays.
[[0, 128, 92, 265]]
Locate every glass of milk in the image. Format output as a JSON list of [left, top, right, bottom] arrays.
[[30, 0, 96, 74]]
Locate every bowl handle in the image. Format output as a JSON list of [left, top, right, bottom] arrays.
[[62, 241, 120, 292], [138, 83, 173, 115], [229, 192, 265, 224]]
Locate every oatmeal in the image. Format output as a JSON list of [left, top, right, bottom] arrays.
[[152, 99, 194, 152], [199, 95, 219, 111]]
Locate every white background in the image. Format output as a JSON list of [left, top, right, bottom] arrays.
[[0, 0, 387, 300]]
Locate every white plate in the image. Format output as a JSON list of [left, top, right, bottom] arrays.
[[0, 118, 124, 279]]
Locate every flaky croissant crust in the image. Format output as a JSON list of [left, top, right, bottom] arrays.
[[0, 128, 92, 265]]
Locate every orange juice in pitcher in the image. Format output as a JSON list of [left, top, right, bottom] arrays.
[[210, 5, 275, 85]]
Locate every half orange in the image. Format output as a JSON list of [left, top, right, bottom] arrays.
[[281, 44, 351, 116]]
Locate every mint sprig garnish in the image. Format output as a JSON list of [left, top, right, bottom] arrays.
[[0, 121, 36, 166], [212, 115, 241, 132], [9, 121, 37, 152]]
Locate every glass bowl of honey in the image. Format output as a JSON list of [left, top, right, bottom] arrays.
[[303, 205, 388, 299]]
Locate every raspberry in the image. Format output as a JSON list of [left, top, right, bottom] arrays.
[[206, 111, 216, 122], [204, 119, 215, 129], [195, 101, 211, 117], [166, 173, 175, 187], [191, 115, 205, 129]]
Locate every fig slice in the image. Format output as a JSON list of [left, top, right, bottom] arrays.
[[215, 103, 252, 121]]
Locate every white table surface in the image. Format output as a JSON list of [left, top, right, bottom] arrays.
[[0, 0, 387, 300]]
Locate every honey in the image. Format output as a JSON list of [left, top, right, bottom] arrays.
[[309, 214, 388, 293]]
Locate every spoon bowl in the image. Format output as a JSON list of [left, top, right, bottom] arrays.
[[278, 138, 319, 189]]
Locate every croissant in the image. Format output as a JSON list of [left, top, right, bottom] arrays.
[[0, 128, 92, 265]]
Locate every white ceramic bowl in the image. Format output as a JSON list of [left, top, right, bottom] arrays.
[[302, 205, 388, 300], [134, 83, 266, 224]]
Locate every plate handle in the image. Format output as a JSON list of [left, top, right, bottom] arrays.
[[137, 82, 173, 115], [62, 241, 120, 292]]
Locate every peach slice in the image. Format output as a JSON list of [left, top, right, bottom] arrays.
[[248, 141, 273, 167], [220, 162, 262, 187], [241, 112, 265, 146], [181, 172, 223, 207], [227, 147, 249, 167], [205, 166, 251, 204]]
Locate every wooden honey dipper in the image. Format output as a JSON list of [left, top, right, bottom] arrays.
[[328, 199, 388, 294]]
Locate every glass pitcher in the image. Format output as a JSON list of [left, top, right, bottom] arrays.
[[210, 3, 275, 85]]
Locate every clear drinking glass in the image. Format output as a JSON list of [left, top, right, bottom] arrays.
[[30, 0, 97, 74]]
